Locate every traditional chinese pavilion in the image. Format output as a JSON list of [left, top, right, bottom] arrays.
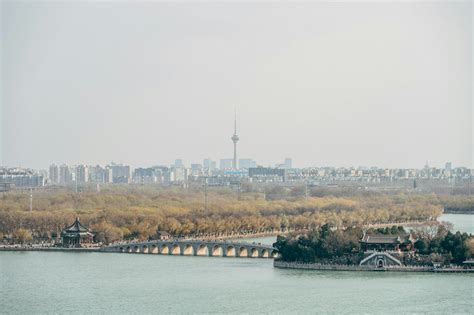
[[61, 217, 94, 247], [360, 233, 415, 252], [156, 230, 171, 240]]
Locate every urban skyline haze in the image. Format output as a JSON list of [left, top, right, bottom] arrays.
[[1, 1, 472, 169]]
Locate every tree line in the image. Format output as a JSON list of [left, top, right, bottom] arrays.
[[414, 225, 474, 264], [274, 224, 474, 265], [273, 224, 364, 264], [0, 185, 447, 244]]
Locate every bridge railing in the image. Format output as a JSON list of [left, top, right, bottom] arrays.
[[102, 239, 277, 258]]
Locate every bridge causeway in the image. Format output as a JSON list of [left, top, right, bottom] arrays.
[[102, 239, 278, 258]]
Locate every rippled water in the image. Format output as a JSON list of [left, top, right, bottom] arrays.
[[1, 251, 473, 314], [1, 214, 472, 314]]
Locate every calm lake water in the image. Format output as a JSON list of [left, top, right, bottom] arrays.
[[439, 213, 474, 234], [0, 214, 472, 314], [1, 252, 473, 314]]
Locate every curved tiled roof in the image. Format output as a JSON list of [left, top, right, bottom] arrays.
[[61, 217, 94, 236]]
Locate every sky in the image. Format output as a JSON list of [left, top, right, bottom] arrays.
[[1, 1, 472, 169]]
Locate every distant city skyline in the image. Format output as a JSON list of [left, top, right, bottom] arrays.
[[1, 157, 470, 172], [2, 158, 470, 191], [1, 2, 472, 169]]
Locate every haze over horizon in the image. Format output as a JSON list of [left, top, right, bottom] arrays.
[[1, 1, 472, 170]]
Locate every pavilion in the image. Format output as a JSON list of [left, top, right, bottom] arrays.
[[61, 217, 94, 247]]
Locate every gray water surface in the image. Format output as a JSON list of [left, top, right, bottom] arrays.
[[1, 214, 473, 314], [1, 251, 473, 314]]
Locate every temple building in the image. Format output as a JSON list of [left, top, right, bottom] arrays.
[[61, 217, 94, 247], [156, 231, 171, 240], [360, 233, 415, 252]]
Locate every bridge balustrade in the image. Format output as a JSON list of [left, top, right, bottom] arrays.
[[110, 240, 277, 258]]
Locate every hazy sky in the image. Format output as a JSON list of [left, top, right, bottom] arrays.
[[1, 1, 472, 169]]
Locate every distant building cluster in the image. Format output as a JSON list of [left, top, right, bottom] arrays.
[[0, 168, 45, 189], [0, 117, 471, 191], [0, 159, 472, 192], [285, 164, 471, 184], [47, 163, 130, 185]]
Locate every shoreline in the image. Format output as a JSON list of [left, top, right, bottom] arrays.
[[0, 247, 100, 252], [442, 210, 474, 215], [273, 260, 474, 273], [212, 220, 443, 241]]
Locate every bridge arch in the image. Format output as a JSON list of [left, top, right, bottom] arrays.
[[238, 247, 248, 257], [171, 244, 181, 255], [212, 245, 223, 257], [250, 248, 259, 258], [196, 244, 209, 256], [226, 246, 236, 257], [106, 241, 277, 259], [160, 244, 169, 255], [183, 244, 194, 256]]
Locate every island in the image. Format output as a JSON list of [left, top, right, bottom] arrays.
[[273, 223, 474, 272]]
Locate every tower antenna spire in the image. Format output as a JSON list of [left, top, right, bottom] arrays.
[[231, 107, 239, 170], [234, 107, 237, 134]]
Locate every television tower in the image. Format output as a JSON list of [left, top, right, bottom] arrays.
[[231, 110, 239, 169]]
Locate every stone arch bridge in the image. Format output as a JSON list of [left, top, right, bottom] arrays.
[[102, 240, 277, 258]]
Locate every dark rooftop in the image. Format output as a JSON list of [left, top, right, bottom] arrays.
[[61, 217, 92, 235], [361, 233, 412, 244]]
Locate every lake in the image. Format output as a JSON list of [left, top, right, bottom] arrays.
[[0, 214, 472, 314], [1, 251, 473, 314], [439, 213, 474, 234]]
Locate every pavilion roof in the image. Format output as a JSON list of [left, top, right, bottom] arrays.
[[62, 217, 92, 234]]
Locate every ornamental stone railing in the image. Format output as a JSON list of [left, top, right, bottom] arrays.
[[101, 239, 278, 258]]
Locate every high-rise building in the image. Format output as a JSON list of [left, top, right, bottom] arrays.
[[445, 162, 452, 171], [104, 167, 113, 183], [203, 158, 217, 170], [190, 164, 203, 176], [191, 164, 202, 171], [109, 163, 131, 184], [49, 164, 59, 184], [210, 161, 217, 170], [88, 165, 98, 182], [220, 159, 233, 170], [231, 111, 239, 169], [170, 166, 186, 183], [133, 167, 164, 184], [59, 164, 72, 184], [90, 165, 109, 183], [239, 158, 257, 169], [75, 165, 89, 183], [284, 158, 293, 169], [0, 168, 45, 187], [174, 159, 184, 168]]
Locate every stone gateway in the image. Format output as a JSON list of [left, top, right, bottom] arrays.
[[359, 252, 402, 268]]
